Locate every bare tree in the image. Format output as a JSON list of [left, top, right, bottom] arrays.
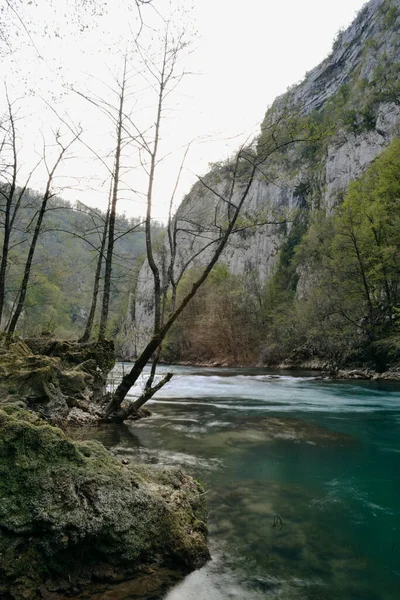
[[96, 57, 130, 343], [105, 110, 307, 421], [78, 203, 110, 343], [0, 0, 154, 58], [6, 128, 80, 338], [74, 52, 149, 343], [0, 89, 40, 326]]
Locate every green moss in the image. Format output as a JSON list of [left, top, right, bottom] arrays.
[[0, 340, 116, 421], [0, 410, 209, 599]]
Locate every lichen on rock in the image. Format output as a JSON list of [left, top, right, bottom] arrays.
[[0, 407, 210, 600]]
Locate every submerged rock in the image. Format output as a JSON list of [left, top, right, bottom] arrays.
[[70, 567, 185, 600], [240, 416, 355, 445], [0, 407, 210, 600], [207, 479, 370, 600], [202, 416, 355, 449]]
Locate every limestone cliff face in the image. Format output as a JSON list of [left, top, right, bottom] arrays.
[[287, 0, 395, 113], [127, 0, 400, 357]]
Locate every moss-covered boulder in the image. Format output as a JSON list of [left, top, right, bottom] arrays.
[[0, 340, 114, 422], [24, 339, 115, 403], [0, 407, 210, 599]]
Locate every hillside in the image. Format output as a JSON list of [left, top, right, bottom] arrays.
[[0, 190, 159, 339], [131, 0, 400, 372]]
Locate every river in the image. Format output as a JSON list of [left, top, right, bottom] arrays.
[[74, 364, 400, 600]]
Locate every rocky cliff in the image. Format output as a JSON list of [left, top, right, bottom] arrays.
[[126, 0, 400, 359]]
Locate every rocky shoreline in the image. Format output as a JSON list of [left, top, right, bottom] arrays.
[[170, 359, 400, 381], [0, 338, 115, 424], [0, 340, 210, 600], [1, 337, 398, 598]]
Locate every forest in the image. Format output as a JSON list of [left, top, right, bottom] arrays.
[[2, 133, 399, 374], [0, 190, 156, 339]]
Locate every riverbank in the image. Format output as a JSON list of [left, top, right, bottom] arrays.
[[0, 342, 211, 599], [160, 358, 400, 381]]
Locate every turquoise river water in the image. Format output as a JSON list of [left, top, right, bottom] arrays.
[[75, 364, 400, 600]]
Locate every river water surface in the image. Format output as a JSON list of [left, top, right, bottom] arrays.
[[77, 364, 400, 600]]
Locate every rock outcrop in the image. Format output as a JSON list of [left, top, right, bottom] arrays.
[[0, 339, 115, 424], [0, 407, 209, 600]]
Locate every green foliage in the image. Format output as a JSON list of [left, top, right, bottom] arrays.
[[273, 213, 309, 292], [379, 0, 399, 29], [0, 189, 164, 339], [370, 59, 400, 106], [263, 138, 400, 369], [166, 5, 400, 370], [260, 205, 312, 364], [357, 3, 369, 19], [332, 28, 345, 53], [364, 37, 378, 52], [259, 5, 400, 173], [321, 80, 378, 134], [258, 104, 327, 170], [385, 5, 399, 28]]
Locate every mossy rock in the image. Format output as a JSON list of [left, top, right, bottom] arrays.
[[0, 408, 209, 599], [0, 340, 113, 420], [24, 338, 116, 406], [24, 339, 115, 374]]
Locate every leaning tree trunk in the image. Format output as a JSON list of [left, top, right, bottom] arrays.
[[6, 190, 51, 338], [6, 134, 76, 339], [105, 160, 257, 419]]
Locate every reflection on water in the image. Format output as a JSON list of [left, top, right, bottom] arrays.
[[70, 364, 400, 600]]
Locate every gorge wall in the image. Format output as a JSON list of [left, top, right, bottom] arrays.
[[124, 0, 400, 364]]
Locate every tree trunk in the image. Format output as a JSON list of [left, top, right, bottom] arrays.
[[79, 207, 110, 343], [0, 95, 17, 325], [98, 60, 126, 342], [6, 133, 76, 339], [7, 190, 51, 337], [110, 371, 173, 422]]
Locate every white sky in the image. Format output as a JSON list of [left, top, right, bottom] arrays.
[[0, 0, 367, 222]]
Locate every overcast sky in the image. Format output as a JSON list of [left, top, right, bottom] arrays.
[[0, 0, 367, 221]]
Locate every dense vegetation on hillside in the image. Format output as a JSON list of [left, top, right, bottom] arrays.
[[264, 138, 400, 369], [0, 189, 162, 339]]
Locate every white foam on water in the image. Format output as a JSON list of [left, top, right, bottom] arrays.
[[113, 445, 224, 471], [325, 477, 394, 516], [162, 556, 268, 600], [109, 363, 400, 413], [163, 554, 324, 600]]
